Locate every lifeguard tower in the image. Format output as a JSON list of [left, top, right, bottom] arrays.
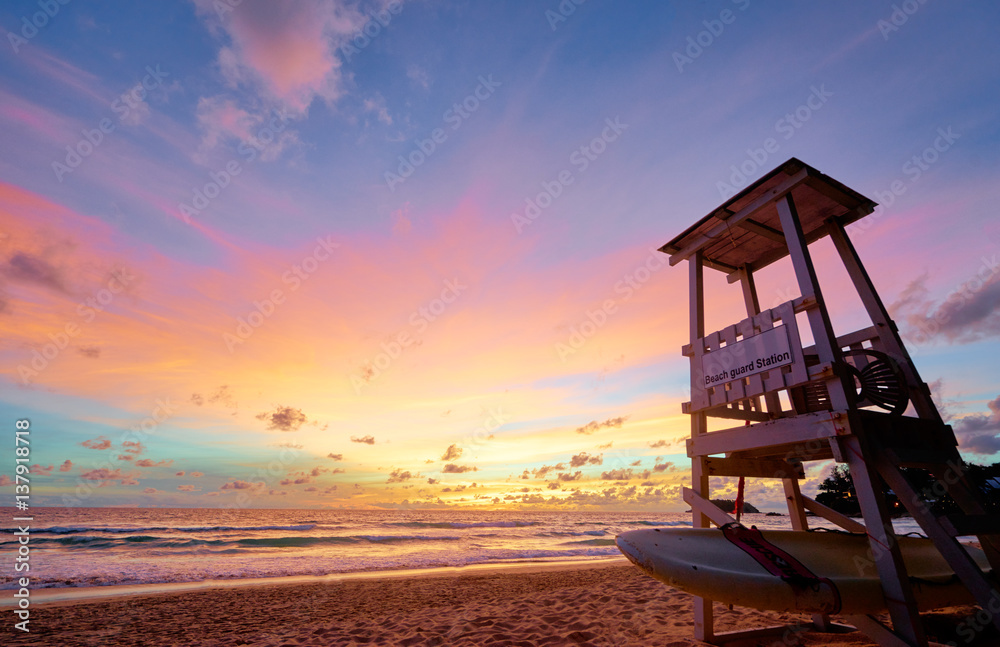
[[661, 158, 999, 646]]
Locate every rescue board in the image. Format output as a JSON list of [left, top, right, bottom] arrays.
[[616, 525, 991, 615]]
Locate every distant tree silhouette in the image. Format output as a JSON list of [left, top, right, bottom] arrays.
[[815, 465, 861, 516], [814, 462, 1000, 517]]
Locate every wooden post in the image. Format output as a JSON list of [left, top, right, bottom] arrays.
[[689, 251, 713, 642], [738, 264, 761, 315], [777, 194, 927, 646], [842, 437, 929, 646], [826, 219, 941, 423], [782, 478, 810, 530], [774, 195, 845, 386]]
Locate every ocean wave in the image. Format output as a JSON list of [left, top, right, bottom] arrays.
[[0, 544, 622, 590], [228, 534, 463, 547], [558, 538, 617, 547], [626, 520, 691, 527], [2, 533, 463, 550], [353, 535, 462, 543], [525, 530, 608, 539], [25, 524, 318, 535], [480, 546, 620, 560], [389, 520, 543, 529]]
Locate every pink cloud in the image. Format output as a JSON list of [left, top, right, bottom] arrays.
[[0, 98, 66, 143], [121, 441, 145, 455], [136, 459, 174, 468], [0, 66, 107, 147], [954, 395, 1000, 455], [0, 475, 12, 486], [196, 96, 255, 147], [220, 480, 263, 490], [178, 484, 201, 492], [81, 436, 112, 450], [194, 96, 297, 161], [194, 0, 365, 114], [59, 460, 73, 472], [79, 468, 141, 487], [31, 464, 54, 475], [890, 270, 1000, 345]]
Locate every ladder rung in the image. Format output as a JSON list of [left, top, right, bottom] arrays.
[[940, 514, 1000, 537]]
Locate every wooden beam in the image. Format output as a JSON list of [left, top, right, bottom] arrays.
[[658, 245, 738, 274], [724, 219, 832, 283], [775, 194, 842, 376], [802, 174, 871, 213], [730, 441, 836, 463], [702, 456, 804, 479], [783, 477, 810, 530], [875, 453, 1000, 631], [840, 435, 929, 646], [827, 218, 942, 423], [737, 218, 785, 243], [802, 325, 880, 356], [669, 168, 808, 266], [688, 252, 714, 643], [703, 257, 739, 274], [687, 410, 842, 457], [689, 465, 714, 643], [738, 265, 761, 317], [700, 404, 770, 422], [801, 495, 866, 533], [690, 252, 705, 342], [683, 487, 736, 527]]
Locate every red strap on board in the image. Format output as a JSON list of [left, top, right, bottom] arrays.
[[721, 523, 842, 614], [733, 476, 745, 523]]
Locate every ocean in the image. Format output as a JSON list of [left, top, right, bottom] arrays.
[[0, 507, 924, 590]]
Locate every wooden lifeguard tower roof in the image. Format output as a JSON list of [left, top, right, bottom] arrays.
[[659, 158, 876, 276]]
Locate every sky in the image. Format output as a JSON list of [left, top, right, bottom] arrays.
[[1, 0, 999, 511]]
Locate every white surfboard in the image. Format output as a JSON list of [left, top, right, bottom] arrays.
[[616, 527, 991, 614]]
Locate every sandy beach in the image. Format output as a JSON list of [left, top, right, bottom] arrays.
[[7, 562, 995, 647]]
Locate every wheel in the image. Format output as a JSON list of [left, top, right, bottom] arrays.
[[843, 349, 909, 415]]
